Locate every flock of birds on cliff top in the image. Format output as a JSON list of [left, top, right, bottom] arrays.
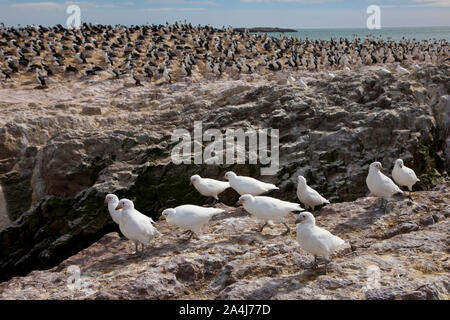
[[105, 159, 419, 274], [0, 22, 449, 87]]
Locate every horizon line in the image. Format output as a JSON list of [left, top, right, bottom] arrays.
[[1, 21, 450, 29]]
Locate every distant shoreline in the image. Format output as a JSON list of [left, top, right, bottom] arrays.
[[234, 27, 298, 33]]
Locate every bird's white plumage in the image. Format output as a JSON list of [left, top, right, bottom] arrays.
[[105, 194, 121, 224], [378, 68, 391, 75], [392, 159, 419, 191], [396, 65, 410, 75], [239, 194, 304, 223], [117, 199, 160, 245], [296, 212, 346, 259], [288, 76, 296, 84], [224, 171, 278, 196], [162, 205, 225, 233], [296, 176, 330, 210], [190, 175, 230, 200], [298, 78, 308, 87], [366, 162, 403, 199]]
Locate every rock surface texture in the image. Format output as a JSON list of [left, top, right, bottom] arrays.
[[0, 183, 449, 300], [0, 64, 449, 283]]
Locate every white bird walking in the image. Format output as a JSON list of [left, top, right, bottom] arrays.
[[161, 205, 225, 241], [190, 175, 230, 203], [115, 199, 160, 254], [295, 212, 347, 273], [296, 176, 330, 211], [224, 171, 278, 196], [298, 78, 308, 88], [378, 68, 391, 75], [287, 75, 297, 85], [238, 194, 304, 235], [105, 194, 121, 224], [392, 159, 420, 193], [366, 162, 403, 200], [396, 65, 410, 75]]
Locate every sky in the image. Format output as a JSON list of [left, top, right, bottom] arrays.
[[0, 0, 449, 28]]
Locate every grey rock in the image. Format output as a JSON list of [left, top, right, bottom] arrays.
[[0, 65, 449, 285], [80, 106, 102, 116]]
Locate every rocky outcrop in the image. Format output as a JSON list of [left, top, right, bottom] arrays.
[[0, 183, 448, 300], [0, 186, 9, 230], [0, 64, 449, 283]]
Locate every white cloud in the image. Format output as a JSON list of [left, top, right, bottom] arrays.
[[380, 0, 450, 8], [10, 2, 62, 9], [146, 7, 208, 11], [411, 0, 450, 7], [10, 1, 124, 10], [146, 0, 218, 5], [240, 0, 336, 3]]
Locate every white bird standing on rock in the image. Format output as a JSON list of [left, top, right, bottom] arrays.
[[295, 211, 347, 274], [224, 171, 278, 196], [161, 205, 225, 241], [396, 65, 410, 75], [378, 68, 391, 75], [366, 161, 403, 200], [105, 194, 121, 224], [238, 194, 304, 235], [287, 76, 296, 85], [392, 159, 420, 194], [298, 78, 308, 88], [296, 176, 330, 211], [190, 175, 230, 203], [115, 199, 160, 255]]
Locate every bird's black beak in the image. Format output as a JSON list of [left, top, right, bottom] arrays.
[[104, 199, 108, 204], [115, 203, 123, 210], [295, 217, 302, 224]]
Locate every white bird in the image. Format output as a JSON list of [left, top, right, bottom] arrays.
[[224, 171, 278, 196], [238, 194, 304, 235], [105, 194, 121, 224], [327, 72, 335, 79], [378, 68, 391, 75], [295, 211, 347, 273], [396, 65, 410, 75], [287, 75, 296, 85], [296, 176, 330, 211], [190, 175, 230, 202], [298, 78, 308, 88], [392, 159, 420, 193], [115, 199, 160, 254], [161, 205, 225, 241], [366, 161, 403, 199]]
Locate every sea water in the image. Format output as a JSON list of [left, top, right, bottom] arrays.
[[256, 26, 450, 41]]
